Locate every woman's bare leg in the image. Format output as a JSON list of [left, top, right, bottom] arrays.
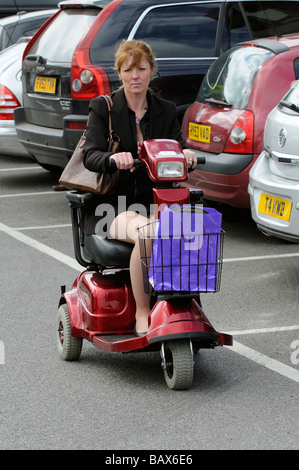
[[110, 211, 151, 333], [129, 241, 150, 332]]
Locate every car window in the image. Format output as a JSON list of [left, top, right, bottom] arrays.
[[26, 9, 98, 63], [282, 80, 299, 106], [0, 17, 50, 49], [294, 58, 299, 79], [0, 25, 8, 49], [197, 46, 274, 109], [223, 1, 299, 50], [133, 3, 221, 58]]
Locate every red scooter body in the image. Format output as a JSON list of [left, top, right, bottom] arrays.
[[57, 139, 232, 390]]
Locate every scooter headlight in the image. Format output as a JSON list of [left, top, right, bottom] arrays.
[[157, 161, 185, 178]]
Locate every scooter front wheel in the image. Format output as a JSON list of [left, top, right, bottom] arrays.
[[162, 340, 194, 390], [56, 304, 82, 361]]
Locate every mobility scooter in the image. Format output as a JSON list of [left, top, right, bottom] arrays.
[[57, 139, 232, 390]]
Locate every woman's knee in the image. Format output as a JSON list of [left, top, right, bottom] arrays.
[[110, 211, 149, 243]]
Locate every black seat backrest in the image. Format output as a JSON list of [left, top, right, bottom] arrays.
[[66, 191, 132, 271]]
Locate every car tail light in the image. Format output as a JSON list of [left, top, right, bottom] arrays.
[[0, 84, 21, 120], [70, 0, 124, 101], [224, 110, 254, 153], [71, 49, 112, 100]]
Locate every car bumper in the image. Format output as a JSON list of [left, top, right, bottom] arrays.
[[248, 150, 299, 242], [186, 148, 254, 207], [14, 107, 86, 169], [0, 120, 30, 157]]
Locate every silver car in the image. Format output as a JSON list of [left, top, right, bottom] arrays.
[[0, 37, 31, 156], [0, 9, 57, 51], [248, 80, 299, 242]]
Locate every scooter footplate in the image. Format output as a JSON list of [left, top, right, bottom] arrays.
[[93, 334, 149, 353], [98, 334, 135, 342]]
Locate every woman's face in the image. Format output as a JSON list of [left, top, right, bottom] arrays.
[[118, 56, 154, 96]]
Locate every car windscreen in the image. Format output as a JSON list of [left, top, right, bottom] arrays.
[[25, 9, 99, 63], [197, 46, 274, 109]]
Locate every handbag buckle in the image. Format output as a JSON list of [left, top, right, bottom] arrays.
[[108, 131, 120, 144]]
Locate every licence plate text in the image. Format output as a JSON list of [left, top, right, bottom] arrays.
[[34, 76, 56, 94], [258, 193, 292, 221], [189, 122, 211, 143]]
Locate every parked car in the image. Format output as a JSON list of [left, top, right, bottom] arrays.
[[182, 35, 299, 208], [0, 37, 31, 156], [0, 9, 57, 51], [0, 1, 58, 19], [14, 0, 299, 172], [248, 80, 299, 242]]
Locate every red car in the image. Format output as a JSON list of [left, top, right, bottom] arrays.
[[182, 34, 299, 208]]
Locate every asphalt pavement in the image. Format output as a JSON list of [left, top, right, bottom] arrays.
[[0, 153, 298, 452]]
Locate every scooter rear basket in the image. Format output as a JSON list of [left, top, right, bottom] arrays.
[[138, 220, 224, 295]]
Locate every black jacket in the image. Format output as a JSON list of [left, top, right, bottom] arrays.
[[83, 87, 186, 234], [85, 87, 185, 165]]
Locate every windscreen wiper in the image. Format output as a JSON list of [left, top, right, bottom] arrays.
[[25, 55, 47, 65], [280, 100, 299, 114], [205, 97, 233, 107]]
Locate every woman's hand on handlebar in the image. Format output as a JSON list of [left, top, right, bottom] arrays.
[[109, 152, 135, 172], [183, 149, 197, 169]]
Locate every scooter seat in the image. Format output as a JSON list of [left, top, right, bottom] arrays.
[[84, 234, 133, 268]]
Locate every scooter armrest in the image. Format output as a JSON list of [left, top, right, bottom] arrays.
[[66, 191, 94, 208]]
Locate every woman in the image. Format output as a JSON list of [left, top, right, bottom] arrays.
[[84, 40, 197, 335]]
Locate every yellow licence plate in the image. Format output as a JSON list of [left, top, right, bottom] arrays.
[[258, 193, 292, 221], [189, 122, 211, 143], [34, 76, 56, 94]]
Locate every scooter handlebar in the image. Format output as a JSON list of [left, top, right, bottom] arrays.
[[188, 155, 206, 173], [108, 157, 141, 171], [109, 156, 205, 170], [196, 156, 206, 165]]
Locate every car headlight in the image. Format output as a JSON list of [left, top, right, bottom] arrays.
[[157, 161, 185, 178]]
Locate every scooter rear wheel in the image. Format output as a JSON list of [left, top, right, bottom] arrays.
[[163, 340, 194, 390], [57, 304, 83, 361]]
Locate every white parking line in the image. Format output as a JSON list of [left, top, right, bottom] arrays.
[[0, 166, 41, 172], [0, 222, 81, 272], [14, 224, 71, 230], [225, 326, 299, 384], [1, 220, 298, 383], [0, 191, 63, 198], [224, 252, 299, 263], [226, 325, 299, 335], [226, 341, 299, 383]]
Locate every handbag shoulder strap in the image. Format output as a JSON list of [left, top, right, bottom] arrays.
[[101, 94, 120, 153], [80, 95, 114, 148], [101, 95, 113, 134]]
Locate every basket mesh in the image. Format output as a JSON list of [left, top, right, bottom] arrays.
[[138, 221, 224, 295]]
